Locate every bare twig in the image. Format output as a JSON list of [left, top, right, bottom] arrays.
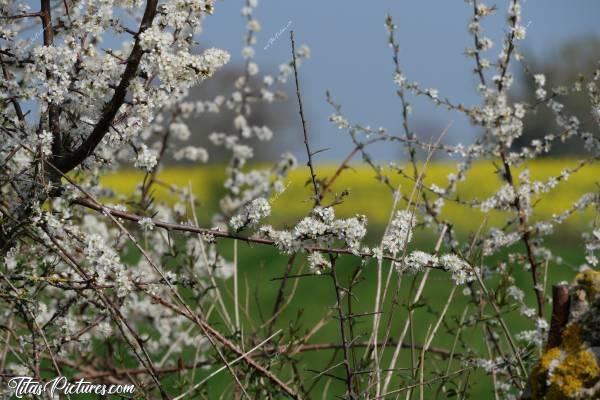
[[290, 30, 320, 205]]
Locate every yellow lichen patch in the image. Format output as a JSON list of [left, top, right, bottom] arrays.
[[560, 323, 583, 352], [575, 268, 600, 298], [531, 323, 600, 399], [539, 347, 562, 371], [546, 348, 600, 398], [531, 347, 563, 398]]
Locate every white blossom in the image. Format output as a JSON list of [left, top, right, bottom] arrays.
[[138, 217, 156, 231], [135, 144, 158, 171], [307, 252, 331, 274], [401, 251, 438, 274], [382, 210, 415, 254], [230, 198, 271, 230], [439, 254, 475, 285]]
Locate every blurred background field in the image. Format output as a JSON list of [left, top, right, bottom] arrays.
[[104, 159, 596, 397], [102, 158, 598, 235]]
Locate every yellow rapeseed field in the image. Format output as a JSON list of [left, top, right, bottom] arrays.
[[101, 159, 598, 233]]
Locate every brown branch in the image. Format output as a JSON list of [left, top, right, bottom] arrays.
[[1, 12, 43, 19], [0, 55, 24, 121], [471, 0, 488, 86], [72, 197, 429, 266], [146, 290, 301, 399], [53, 0, 158, 173], [318, 137, 387, 203], [74, 360, 211, 380], [40, 227, 169, 399], [329, 256, 356, 398], [267, 254, 297, 336], [545, 284, 570, 350], [40, 0, 63, 158], [62, 0, 70, 17], [273, 341, 455, 358], [70, 341, 457, 383], [290, 30, 320, 206], [500, 151, 544, 318], [494, 0, 544, 318]]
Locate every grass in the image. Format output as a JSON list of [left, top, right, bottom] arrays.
[[94, 159, 597, 397], [175, 236, 583, 398]]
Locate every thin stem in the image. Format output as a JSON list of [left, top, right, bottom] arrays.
[[329, 256, 356, 399], [290, 30, 320, 206]]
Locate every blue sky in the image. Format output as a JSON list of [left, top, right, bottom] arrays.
[[201, 1, 600, 160]]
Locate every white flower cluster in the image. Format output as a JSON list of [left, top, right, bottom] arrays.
[[382, 210, 415, 254], [84, 234, 128, 293], [218, 153, 297, 221], [534, 73, 547, 100], [401, 251, 438, 274], [480, 184, 516, 212], [509, 2, 526, 41], [37, 130, 53, 157], [482, 228, 521, 256], [139, 43, 231, 93], [186, 240, 234, 279], [173, 146, 209, 163], [307, 252, 332, 275], [134, 144, 158, 172], [439, 254, 476, 285], [260, 207, 368, 256], [515, 318, 549, 348], [28, 39, 79, 104], [398, 252, 475, 285], [170, 122, 191, 141], [3, 246, 18, 271], [2, 1, 600, 395], [506, 285, 525, 302], [329, 113, 350, 130], [138, 217, 155, 231], [157, 0, 215, 30], [229, 197, 271, 231], [471, 91, 524, 147], [583, 229, 600, 267], [330, 216, 369, 252]]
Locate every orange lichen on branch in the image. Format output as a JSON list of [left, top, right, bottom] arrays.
[[534, 324, 600, 399], [546, 348, 599, 398], [574, 268, 600, 298], [559, 323, 582, 351], [527, 270, 600, 399]]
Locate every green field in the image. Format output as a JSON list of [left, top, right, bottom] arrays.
[[98, 159, 596, 398], [193, 241, 580, 398]]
